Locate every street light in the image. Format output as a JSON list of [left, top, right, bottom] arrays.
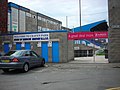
[[79, 0, 82, 56], [66, 16, 68, 28], [79, 0, 82, 32]]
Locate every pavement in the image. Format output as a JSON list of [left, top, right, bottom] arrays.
[[71, 56, 108, 64]]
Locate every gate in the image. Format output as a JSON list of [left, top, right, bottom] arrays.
[[25, 42, 31, 50], [41, 42, 48, 62], [16, 43, 22, 50], [52, 42, 59, 63], [4, 43, 9, 53]]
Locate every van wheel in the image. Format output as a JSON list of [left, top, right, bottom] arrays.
[[22, 63, 29, 72], [2, 69, 9, 73]]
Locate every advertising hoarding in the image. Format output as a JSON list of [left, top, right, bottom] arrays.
[[68, 32, 108, 40]]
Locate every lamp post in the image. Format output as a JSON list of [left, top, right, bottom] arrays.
[[79, 0, 82, 32], [66, 16, 68, 28], [79, 0, 82, 56]]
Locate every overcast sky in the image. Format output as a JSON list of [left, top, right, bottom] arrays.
[[8, 0, 108, 28]]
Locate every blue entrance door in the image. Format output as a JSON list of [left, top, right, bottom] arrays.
[[16, 43, 22, 50], [25, 42, 31, 50], [41, 42, 48, 62], [4, 43, 9, 53], [52, 42, 59, 63]]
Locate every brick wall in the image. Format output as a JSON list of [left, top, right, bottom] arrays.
[[108, 0, 120, 62], [0, 0, 8, 34]]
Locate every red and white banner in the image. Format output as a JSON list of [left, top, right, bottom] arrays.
[[68, 31, 108, 40]]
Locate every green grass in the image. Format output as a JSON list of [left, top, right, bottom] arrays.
[[96, 54, 105, 56]]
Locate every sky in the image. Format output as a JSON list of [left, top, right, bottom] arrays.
[[8, 0, 108, 29]]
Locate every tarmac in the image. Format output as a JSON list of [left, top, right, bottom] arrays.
[[0, 55, 120, 90]]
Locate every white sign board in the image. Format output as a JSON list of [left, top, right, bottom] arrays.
[[13, 33, 49, 42], [48, 41, 52, 47], [74, 47, 80, 50], [37, 42, 41, 47], [21, 42, 25, 47]]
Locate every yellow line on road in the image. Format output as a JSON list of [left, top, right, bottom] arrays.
[[106, 87, 120, 90]]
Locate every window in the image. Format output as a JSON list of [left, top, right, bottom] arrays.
[[30, 51, 39, 58], [12, 8, 18, 32], [26, 12, 31, 17], [47, 20, 50, 23], [24, 51, 30, 56], [19, 10, 25, 32], [32, 15, 36, 19], [38, 26, 42, 31], [38, 16, 41, 20], [42, 18, 46, 22]]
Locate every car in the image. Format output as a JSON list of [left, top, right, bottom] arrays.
[[0, 50, 45, 73]]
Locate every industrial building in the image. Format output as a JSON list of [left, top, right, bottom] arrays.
[[7, 2, 63, 33], [0, 1, 74, 63]]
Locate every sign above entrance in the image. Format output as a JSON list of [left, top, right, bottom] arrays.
[[68, 32, 108, 40], [13, 33, 49, 42]]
